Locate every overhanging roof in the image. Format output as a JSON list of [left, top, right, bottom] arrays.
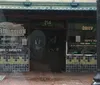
[[0, 1, 97, 11]]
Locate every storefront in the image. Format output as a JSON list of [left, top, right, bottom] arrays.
[[66, 22, 96, 72], [0, 0, 97, 72]]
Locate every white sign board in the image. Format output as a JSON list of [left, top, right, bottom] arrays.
[[76, 36, 81, 42]]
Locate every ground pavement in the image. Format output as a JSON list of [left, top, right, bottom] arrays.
[[0, 72, 94, 85]]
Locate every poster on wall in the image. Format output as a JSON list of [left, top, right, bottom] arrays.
[[30, 30, 46, 60]]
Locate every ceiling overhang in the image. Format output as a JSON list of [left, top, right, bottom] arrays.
[[0, 1, 96, 11]]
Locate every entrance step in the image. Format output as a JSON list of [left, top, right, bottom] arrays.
[[30, 61, 51, 72]]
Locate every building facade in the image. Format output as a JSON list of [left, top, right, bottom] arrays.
[[0, 0, 97, 72]]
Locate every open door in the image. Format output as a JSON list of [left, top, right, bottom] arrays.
[[46, 29, 66, 72], [29, 29, 66, 72]]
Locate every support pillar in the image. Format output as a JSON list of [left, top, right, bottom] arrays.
[[92, 0, 100, 85]]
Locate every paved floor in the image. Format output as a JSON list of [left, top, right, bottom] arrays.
[[0, 72, 94, 85]]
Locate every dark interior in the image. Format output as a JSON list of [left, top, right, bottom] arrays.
[[29, 29, 66, 72]]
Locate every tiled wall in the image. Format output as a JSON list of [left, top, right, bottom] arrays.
[[0, 55, 29, 72], [66, 55, 97, 72]]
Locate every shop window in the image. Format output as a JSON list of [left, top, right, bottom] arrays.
[[67, 23, 96, 54], [0, 22, 30, 72]]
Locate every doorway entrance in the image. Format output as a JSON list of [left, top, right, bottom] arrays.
[[30, 29, 66, 72]]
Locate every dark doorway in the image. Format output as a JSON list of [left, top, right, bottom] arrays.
[[29, 29, 66, 72], [46, 29, 66, 72]]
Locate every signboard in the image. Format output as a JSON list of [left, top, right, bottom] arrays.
[[82, 26, 93, 30], [0, 22, 26, 36], [32, 20, 65, 28], [68, 23, 96, 31]]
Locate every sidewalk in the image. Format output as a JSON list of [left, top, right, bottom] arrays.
[[0, 72, 94, 85]]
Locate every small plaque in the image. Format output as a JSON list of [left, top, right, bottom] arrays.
[[76, 36, 81, 42], [22, 38, 27, 45]]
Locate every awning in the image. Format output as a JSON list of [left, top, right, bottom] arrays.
[[0, 1, 96, 11]]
